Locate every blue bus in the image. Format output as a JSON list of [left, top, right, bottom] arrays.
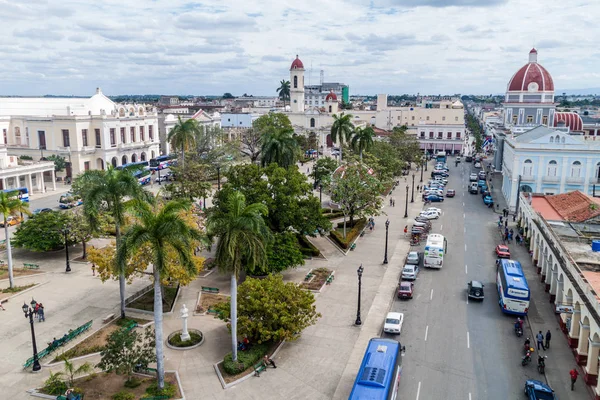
[[349, 338, 405, 400], [4, 187, 29, 202], [496, 259, 530, 316], [436, 151, 446, 162], [149, 154, 177, 170], [116, 161, 151, 185]]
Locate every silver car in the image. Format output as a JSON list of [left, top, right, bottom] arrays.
[[406, 251, 420, 265], [402, 264, 419, 280]]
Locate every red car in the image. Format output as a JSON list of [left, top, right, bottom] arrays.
[[397, 281, 414, 299], [446, 189, 456, 197], [495, 244, 511, 258]]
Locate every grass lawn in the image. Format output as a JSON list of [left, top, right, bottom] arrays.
[[0, 266, 42, 281], [128, 285, 178, 312], [300, 267, 331, 291], [0, 283, 36, 300], [195, 292, 229, 313]]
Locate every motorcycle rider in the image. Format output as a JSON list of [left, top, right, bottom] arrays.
[[538, 355, 546, 372], [524, 337, 531, 352]]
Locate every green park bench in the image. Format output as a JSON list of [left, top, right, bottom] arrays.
[[326, 275, 334, 285], [201, 286, 219, 294], [135, 365, 157, 375], [253, 361, 266, 377], [350, 243, 356, 251], [123, 320, 138, 332], [304, 273, 314, 282], [57, 395, 84, 400], [23, 263, 40, 269]]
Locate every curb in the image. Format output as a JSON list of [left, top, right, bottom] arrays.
[[2, 281, 48, 303]]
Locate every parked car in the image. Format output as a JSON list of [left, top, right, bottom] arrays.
[[0, 215, 23, 227], [481, 190, 491, 199], [483, 195, 494, 205], [524, 379, 556, 399], [480, 183, 488, 192], [465, 156, 473, 162], [474, 162, 481, 168], [33, 208, 53, 215], [495, 245, 511, 258], [425, 195, 444, 202], [397, 281, 414, 299], [383, 312, 404, 334], [402, 264, 419, 280], [420, 210, 440, 220], [467, 280, 485, 300], [424, 207, 442, 214], [469, 173, 478, 182], [478, 171, 487, 179], [477, 179, 487, 188], [456, 156, 461, 162], [446, 189, 456, 197], [155, 173, 172, 183], [423, 190, 444, 198], [469, 183, 479, 194], [406, 251, 420, 265]]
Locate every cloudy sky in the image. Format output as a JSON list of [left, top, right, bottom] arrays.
[[2, 0, 598, 97]]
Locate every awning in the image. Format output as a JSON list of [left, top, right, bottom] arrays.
[[419, 143, 426, 150], [445, 144, 453, 150], [454, 144, 463, 151]]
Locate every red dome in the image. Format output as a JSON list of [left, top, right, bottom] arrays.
[[325, 90, 337, 101], [554, 112, 583, 131], [507, 50, 554, 92], [290, 55, 304, 70]]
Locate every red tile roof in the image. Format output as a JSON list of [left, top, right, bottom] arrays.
[[543, 191, 600, 222]]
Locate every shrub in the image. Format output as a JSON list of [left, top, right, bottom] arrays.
[[41, 371, 67, 395], [144, 382, 177, 398], [123, 377, 141, 388], [222, 342, 270, 375], [322, 210, 345, 220], [330, 218, 367, 249], [297, 234, 320, 257], [112, 390, 135, 400], [168, 331, 202, 347], [19, 155, 33, 160]]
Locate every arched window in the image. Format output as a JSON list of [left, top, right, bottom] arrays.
[[131, 153, 137, 163], [555, 135, 560, 142], [111, 157, 118, 167], [547, 160, 557, 176], [549, 136, 554, 143], [140, 152, 146, 161], [122, 155, 128, 165], [293, 75, 298, 89], [310, 118, 315, 128], [329, 105, 332, 113], [523, 159, 533, 176], [571, 161, 582, 178]]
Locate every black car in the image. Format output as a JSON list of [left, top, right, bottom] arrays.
[[465, 156, 473, 162], [467, 281, 485, 300]]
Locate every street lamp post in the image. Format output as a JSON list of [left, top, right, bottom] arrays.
[[319, 185, 322, 205], [404, 185, 409, 218], [383, 219, 390, 264], [62, 227, 71, 273], [420, 159, 424, 183], [411, 174, 415, 203], [23, 299, 41, 372], [355, 264, 364, 326], [157, 167, 161, 186], [216, 165, 221, 191]]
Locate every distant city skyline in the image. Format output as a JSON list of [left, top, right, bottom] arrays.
[[2, 0, 599, 97]]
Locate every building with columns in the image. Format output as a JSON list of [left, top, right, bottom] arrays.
[[0, 88, 160, 178], [517, 190, 600, 397], [0, 147, 55, 193]]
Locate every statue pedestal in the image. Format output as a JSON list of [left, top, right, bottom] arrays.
[[180, 304, 190, 342]]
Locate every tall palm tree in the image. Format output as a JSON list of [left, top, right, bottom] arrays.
[[0, 191, 30, 288], [167, 116, 200, 168], [206, 192, 270, 361], [117, 199, 202, 390], [276, 80, 290, 109], [351, 126, 375, 161], [330, 113, 354, 162], [260, 128, 299, 169], [77, 167, 148, 319]]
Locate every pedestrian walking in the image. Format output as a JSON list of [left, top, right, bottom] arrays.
[[91, 264, 96, 276], [392, 199, 395, 207], [536, 331, 546, 351], [510, 228, 514, 236], [390, 198, 393, 206], [502, 208, 506, 217], [0, 301, 5, 311], [404, 226, 408, 237], [513, 214, 516, 222], [570, 368, 579, 390], [307, 167, 310, 174], [37, 304, 45, 322], [545, 330, 551, 349], [499, 215, 503, 223]]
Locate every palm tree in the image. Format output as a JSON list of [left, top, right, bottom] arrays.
[[206, 192, 270, 361], [260, 128, 299, 169], [78, 167, 148, 319], [330, 113, 354, 162], [276, 80, 290, 109], [351, 126, 375, 161], [167, 116, 200, 167], [117, 199, 202, 390], [60, 355, 92, 387], [0, 191, 30, 288]]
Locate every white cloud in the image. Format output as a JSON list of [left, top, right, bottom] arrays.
[[0, 0, 598, 96]]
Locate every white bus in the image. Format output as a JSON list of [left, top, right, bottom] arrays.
[[424, 233, 447, 268]]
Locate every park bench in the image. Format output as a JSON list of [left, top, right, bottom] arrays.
[[123, 320, 138, 332], [326, 275, 334, 285], [304, 272, 314, 282], [0, 259, 5, 266], [134, 365, 157, 375], [201, 286, 219, 294], [350, 243, 356, 251], [57, 395, 83, 400], [102, 314, 115, 324], [254, 361, 266, 377], [23, 263, 40, 269]]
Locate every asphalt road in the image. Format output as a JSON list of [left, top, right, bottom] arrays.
[[389, 159, 548, 400]]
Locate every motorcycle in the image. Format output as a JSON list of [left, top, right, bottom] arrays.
[[537, 355, 547, 374], [514, 325, 523, 337], [522, 351, 532, 366]]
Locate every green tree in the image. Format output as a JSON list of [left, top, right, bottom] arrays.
[[46, 155, 66, 172], [214, 275, 320, 343], [206, 192, 271, 361], [195, 125, 223, 154], [74, 167, 149, 319], [97, 326, 156, 384], [276, 80, 290, 109], [12, 211, 74, 252], [253, 113, 293, 137], [365, 141, 405, 181], [223, 93, 234, 99], [237, 128, 262, 163], [0, 191, 31, 288], [117, 199, 203, 389], [351, 126, 375, 161], [264, 231, 305, 274], [167, 116, 200, 168], [330, 113, 354, 162], [164, 160, 212, 201], [389, 126, 422, 165], [260, 128, 299, 169], [66, 209, 95, 259], [330, 164, 383, 237], [311, 157, 338, 188], [60, 355, 92, 386]]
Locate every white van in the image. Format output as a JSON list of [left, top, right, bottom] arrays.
[[469, 182, 478, 194]]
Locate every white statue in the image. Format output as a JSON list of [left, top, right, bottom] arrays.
[[180, 304, 190, 341]]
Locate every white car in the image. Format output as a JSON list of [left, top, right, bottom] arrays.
[[423, 191, 444, 198], [424, 207, 442, 214], [420, 210, 440, 219], [402, 264, 419, 280], [406, 251, 420, 265], [469, 173, 478, 181], [383, 312, 404, 334], [474, 162, 481, 168]]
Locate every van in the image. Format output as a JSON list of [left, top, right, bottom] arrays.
[[469, 182, 478, 194]]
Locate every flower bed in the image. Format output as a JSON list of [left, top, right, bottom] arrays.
[[217, 341, 280, 383], [329, 218, 367, 249], [300, 267, 331, 291], [195, 292, 229, 314], [128, 285, 178, 312]]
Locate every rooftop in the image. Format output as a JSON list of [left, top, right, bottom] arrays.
[[530, 191, 600, 223]]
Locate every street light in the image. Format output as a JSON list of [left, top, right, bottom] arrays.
[[411, 174, 415, 203], [404, 185, 409, 218], [319, 185, 322, 205], [62, 226, 71, 273], [355, 264, 364, 326], [216, 165, 221, 191], [22, 299, 41, 372], [157, 167, 161, 186], [383, 219, 390, 264], [420, 158, 424, 183]]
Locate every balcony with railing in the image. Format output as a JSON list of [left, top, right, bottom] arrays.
[[542, 175, 560, 183], [566, 176, 584, 184]]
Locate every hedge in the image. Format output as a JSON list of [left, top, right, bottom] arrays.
[[222, 342, 270, 375], [322, 210, 345, 220], [329, 218, 367, 249], [297, 234, 320, 257]]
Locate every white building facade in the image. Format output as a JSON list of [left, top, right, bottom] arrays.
[[0, 88, 160, 177]]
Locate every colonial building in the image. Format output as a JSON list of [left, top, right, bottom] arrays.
[[0, 88, 160, 177]]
